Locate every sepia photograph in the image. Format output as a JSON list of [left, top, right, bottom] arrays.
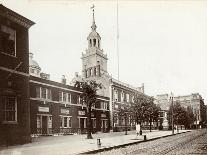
[[0, 0, 207, 154]]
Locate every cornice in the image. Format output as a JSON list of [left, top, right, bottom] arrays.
[[0, 4, 35, 29]]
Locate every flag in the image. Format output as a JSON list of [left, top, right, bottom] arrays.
[[91, 4, 95, 10]]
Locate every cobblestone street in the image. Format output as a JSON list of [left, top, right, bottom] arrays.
[[97, 129, 207, 155]]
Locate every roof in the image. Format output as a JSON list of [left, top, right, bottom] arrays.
[[0, 4, 35, 28], [87, 31, 101, 39]]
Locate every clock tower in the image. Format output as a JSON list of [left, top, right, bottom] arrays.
[[82, 6, 108, 79]]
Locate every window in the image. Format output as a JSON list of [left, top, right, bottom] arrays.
[[114, 90, 118, 101], [36, 87, 52, 100], [126, 94, 129, 102], [41, 88, 47, 99], [94, 67, 97, 76], [90, 39, 92, 47], [93, 39, 96, 46], [132, 96, 134, 103], [2, 96, 17, 123], [61, 116, 72, 128], [64, 117, 67, 127], [121, 92, 124, 102], [59, 91, 72, 103], [37, 115, 41, 128], [0, 25, 16, 56], [48, 116, 52, 128], [101, 102, 108, 110], [77, 95, 81, 104]]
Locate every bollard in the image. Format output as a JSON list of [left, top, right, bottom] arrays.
[[97, 138, 101, 146], [143, 135, 147, 141]]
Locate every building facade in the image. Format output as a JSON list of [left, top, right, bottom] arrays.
[[29, 55, 110, 135], [155, 93, 206, 129], [174, 93, 206, 128], [109, 79, 146, 131], [154, 94, 171, 130], [0, 4, 34, 145]]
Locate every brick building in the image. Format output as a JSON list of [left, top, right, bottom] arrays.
[[29, 54, 110, 135], [0, 4, 34, 145]]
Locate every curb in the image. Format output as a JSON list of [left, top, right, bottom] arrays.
[[79, 131, 191, 154]]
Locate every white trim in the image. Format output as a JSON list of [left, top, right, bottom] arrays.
[[97, 97, 109, 102], [60, 115, 72, 117], [30, 97, 110, 111], [0, 66, 29, 77], [101, 118, 108, 120], [37, 114, 52, 116], [77, 116, 87, 118], [30, 80, 82, 93]]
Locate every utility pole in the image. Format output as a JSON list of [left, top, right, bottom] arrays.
[[171, 92, 174, 135]]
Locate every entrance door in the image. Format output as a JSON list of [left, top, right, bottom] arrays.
[[42, 116, 48, 134], [80, 118, 85, 134], [102, 120, 106, 132]]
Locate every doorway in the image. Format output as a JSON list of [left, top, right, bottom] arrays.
[[79, 118, 86, 134], [42, 116, 48, 134]]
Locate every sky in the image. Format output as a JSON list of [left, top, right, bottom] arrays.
[[2, 0, 207, 102]]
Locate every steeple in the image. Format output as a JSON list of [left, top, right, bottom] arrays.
[[82, 5, 108, 79], [91, 4, 97, 31]]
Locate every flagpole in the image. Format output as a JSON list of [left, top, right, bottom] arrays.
[[116, 0, 120, 81]]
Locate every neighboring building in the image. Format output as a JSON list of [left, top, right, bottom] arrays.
[[154, 94, 170, 130], [155, 93, 206, 129], [109, 79, 146, 131], [29, 54, 110, 135], [0, 5, 34, 145], [174, 93, 206, 128], [71, 8, 149, 131]]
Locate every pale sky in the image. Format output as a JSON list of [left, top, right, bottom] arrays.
[[2, 0, 207, 102]]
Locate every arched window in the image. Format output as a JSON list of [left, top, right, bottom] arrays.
[[90, 39, 92, 47], [94, 67, 96, 76], [93, 39, 96, 47], [98, 40, 100, 48]]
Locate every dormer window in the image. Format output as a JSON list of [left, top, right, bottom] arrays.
[[0, 25, 16, 56]]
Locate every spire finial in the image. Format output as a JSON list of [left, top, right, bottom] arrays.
[[91, 4, 97, 31]]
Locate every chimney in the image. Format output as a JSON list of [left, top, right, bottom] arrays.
[[61, 75, 66, 84], [142, 83, 144, 94]]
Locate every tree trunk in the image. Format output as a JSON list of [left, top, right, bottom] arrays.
[[125, 113, 127, 135], [86, 106, 93, 139], [149, 117, 152, 132]]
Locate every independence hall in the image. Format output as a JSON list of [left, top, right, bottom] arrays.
[[29, 53, 110, 135]]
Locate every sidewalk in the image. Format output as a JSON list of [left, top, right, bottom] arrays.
[[0, 130, 190, 155]]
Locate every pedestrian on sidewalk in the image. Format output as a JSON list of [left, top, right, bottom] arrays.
[[136, 123, 141, 138]]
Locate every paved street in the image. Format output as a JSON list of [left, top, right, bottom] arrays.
[[97, 129, 207, 155]]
